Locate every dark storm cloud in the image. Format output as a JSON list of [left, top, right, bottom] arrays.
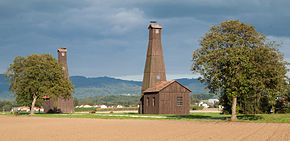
[[0, 0, 289, 79], [134, 0, 290, 37]]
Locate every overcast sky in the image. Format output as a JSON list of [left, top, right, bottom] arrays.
[[0, 0, 289, 81]]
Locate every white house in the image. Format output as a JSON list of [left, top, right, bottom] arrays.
[[19, 107, 30, 112], [198, 102, 209, 108], [208, 99, 219, 105], [83, 105, 92, 108], [100, 105, 107, 108], [116, 105, 123, 108], [12, 106, 44, 112], [33, 107, 44, 112]]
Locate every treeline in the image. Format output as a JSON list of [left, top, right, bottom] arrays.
[[75, 95, 140, 106], [0, 94, 215, 110], [220, 92, 290, 114], [191, 94, 214, 103], [0, 100, 16, 112], [75, 94, 214, 106]]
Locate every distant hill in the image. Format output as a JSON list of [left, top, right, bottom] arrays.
[[70, 76, 142, 99], [0, 74, 209, 100], [176, 78, 209, 94]]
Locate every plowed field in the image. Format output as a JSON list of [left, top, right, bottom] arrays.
[[0, 116, 289, 141]]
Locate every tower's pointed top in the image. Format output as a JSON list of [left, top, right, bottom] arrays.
[[148, 24, 162, 29], [58, 48, 67, 52], [148, 20, 162, 29]]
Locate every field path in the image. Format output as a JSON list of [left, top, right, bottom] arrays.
[[0, 115, 289, 141]]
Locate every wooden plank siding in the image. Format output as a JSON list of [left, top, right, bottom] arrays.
[[143, 81, 190, 115], [43, 97, 74, 113], [143, 93, 159, 114]]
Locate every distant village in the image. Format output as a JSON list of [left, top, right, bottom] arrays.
[[10, 98, 222, 113]]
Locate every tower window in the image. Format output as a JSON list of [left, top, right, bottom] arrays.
[[177, 96, 183, 106], [61, 52, 65, 56], [156, 75, 160, 79], [153, 97, 155, 107], [155, 29, 159, 34]]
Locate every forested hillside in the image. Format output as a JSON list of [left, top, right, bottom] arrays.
[[70, 76, 142, 98]]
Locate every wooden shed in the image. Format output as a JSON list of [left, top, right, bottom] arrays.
[[140, 80, 191, 115]]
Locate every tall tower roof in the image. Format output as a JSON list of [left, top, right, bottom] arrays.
[[141, 22, 166, 94], [58, 48, 67, 52], [148, 24, 163, 29]]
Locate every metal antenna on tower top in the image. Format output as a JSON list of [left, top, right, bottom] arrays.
[[150, 20, 157, 23]]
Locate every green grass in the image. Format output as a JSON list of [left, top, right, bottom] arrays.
[[237, 114, 290, 123], [1, 112, 289, 123], [74, 107, 138, 112]]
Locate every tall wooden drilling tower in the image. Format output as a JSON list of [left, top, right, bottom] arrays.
[[141, 23, 167, 93], [43, 48, 74, 113]]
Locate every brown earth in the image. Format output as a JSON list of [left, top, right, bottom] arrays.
[[0, 115, 289, 141]]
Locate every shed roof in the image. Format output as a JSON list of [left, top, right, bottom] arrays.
[[143, 80, 191, 93]]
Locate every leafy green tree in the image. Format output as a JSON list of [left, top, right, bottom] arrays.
[[5, 54, 74, 115], [192, 20, 289, 120], [0, 100, 15, 112], [73, 98, 79, 107], [2, 105, 12, 112]]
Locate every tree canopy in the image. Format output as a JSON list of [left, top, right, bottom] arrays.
[[5, 54, 74, 115], [192, 20, 289, 120]]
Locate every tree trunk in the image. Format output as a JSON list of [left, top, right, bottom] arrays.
[[231, 96, 237, 121], [30, 95, 37, 116], [271, 105, 275, 114]]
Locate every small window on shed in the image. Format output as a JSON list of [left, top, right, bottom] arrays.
[[147, 97, 149, 106], [177, 96, 183, 106], [153, 97, 155, 107]]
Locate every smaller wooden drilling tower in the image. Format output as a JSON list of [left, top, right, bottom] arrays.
[[43, 48, 74, 113]]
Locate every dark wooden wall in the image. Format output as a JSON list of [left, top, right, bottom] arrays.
[[159, 82, 190, 115], [43, 97, 74, 113], [143, 93, 159, 114], [43, 99, 55, 113], [143, 82, 190, 115], [57, 97, 74, 113]]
